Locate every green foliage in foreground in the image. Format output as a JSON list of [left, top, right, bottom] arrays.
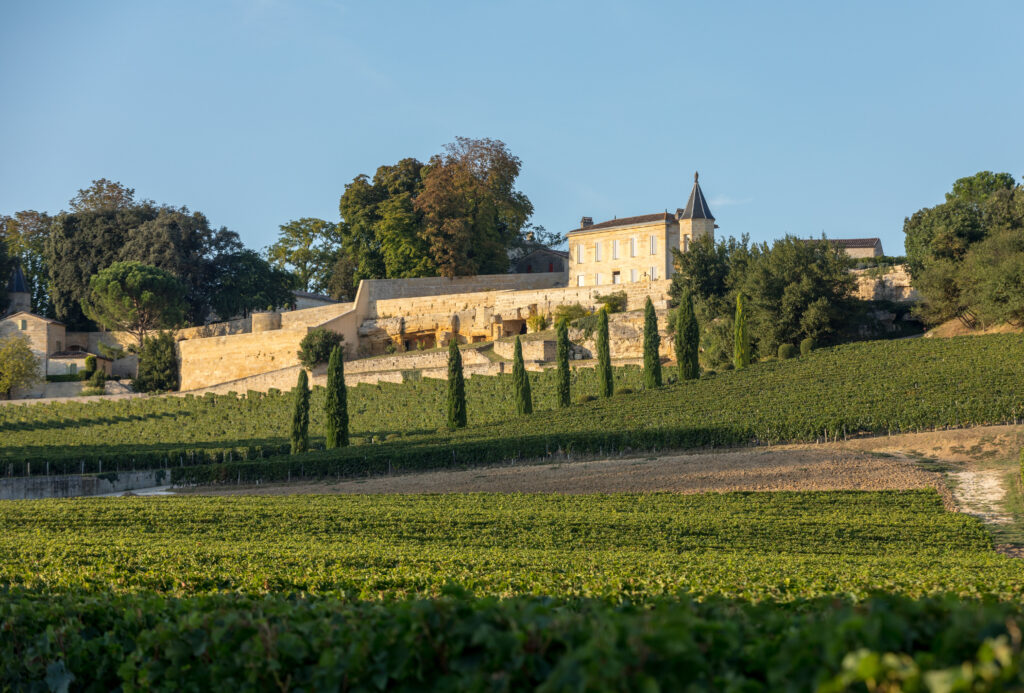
[[4, 334, 1024, 479], [3, 593, 1022, 692], [1, 491, 1020, 600], [1, 491, 1023, 690]]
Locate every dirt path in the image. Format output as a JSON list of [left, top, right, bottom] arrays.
[[948, 470, 1013, 524]]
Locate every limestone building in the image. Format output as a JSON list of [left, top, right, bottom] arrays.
[[567, 173, 715, 288]]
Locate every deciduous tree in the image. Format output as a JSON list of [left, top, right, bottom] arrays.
[[267, 218, 340, 294], [0, 334, 40, 396], [0, 211, 52, 315], [68, 178, 137, 213]]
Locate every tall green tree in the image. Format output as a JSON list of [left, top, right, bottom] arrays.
[[0, 233, 11, 312], [291, 369, 310, 454], [512, 336, 533, 415], [0, 334, 40, 396], [675, 292, 699, 380], [596, 308, 612, 397], [211, 250, 296, 318], [446, 339, 467, 429], [642, 297, 662, 388], [81, 262, 186, 348], [740, 235, 854, 354], [415, 137, 533, 277], [266, 218, 340, 294], [324, 345, 348, 448], [68, 178, 137, 213], [556, 318, 571, 408], [733, 293, 750, 370], [0, 211, 53, 315], [903, 172, 1024, 324], [134, 331, 179, 393]]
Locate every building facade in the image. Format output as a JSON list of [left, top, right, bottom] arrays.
[[567, 173, 715, 288]]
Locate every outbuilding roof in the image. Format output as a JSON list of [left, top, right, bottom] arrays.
[[2, 310, 62, 325]]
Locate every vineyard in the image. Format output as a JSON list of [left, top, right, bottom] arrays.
[[1, 490, 1023, 688], [3, 334, 1024, 481]]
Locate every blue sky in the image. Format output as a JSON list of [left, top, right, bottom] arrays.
[[2, 1, 1021, 257]]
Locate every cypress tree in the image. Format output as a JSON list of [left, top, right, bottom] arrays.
[[512, 336, 533, 414], [642, 297, 662, 388], [733, 293, 750, 370], [597, 308, 613, 397], [675, 292, 699, 380], [446, 338, 467, 429], [324, 345, 348, 448], [556, 318, 571, 407], [290, 369, 310, 454]]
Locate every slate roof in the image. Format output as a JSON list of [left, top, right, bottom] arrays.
[[679, 172, 715, 221], [569, 212, 673, 234], [801, 238, 882, 248], [6, 263, 28, 294]]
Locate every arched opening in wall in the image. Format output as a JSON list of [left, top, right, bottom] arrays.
[[519, 323, 527, 335], [401, 332, 436, 351], [501, 319, 526, 337]]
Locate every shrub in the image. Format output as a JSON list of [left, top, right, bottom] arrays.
[[554, 303, 589, 324], [595, 290, 627, 313], [526, 314, 549, 333], [616, 387, 634, 395], [298, 328, 344, 369], [84, 354, 97, 377], [0, 334, 41, 396], [778, 344, 797, 360], [88, 368, 107, 389], [800, 338, 815, 356], [512, 337, 533, 415], [134, 332, 179, 393], [291, 370, 310, 454], [642, 297, 662, 388]]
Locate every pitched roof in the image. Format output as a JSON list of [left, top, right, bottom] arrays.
[[2, 310, 62, 325], [291, 290, 337, 303], [6, 263, 28, 294], [569, 212, 673, 234], [803, 238, 882, 248], [679, 172, 715, 221]]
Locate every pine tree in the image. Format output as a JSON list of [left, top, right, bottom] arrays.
[[556, 318, 571, 407], [511, 336, 533, 414], [290, 369, 310, 454], [597, 308, 613, 397], [734, 293, 750, 370], [675, 292, 699, 380], [447, 338, 467, 429], [324, 345, 348, 448], [642, 297, 662, 388]]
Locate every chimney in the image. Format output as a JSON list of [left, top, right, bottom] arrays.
[[580, 216, 593, 228]]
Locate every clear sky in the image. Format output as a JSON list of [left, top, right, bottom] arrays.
[[2, 1, 1021, 257]]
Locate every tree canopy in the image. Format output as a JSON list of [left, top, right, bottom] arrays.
[[0, 334, 40, 396], [266, 218, 340, 294], [81, 261, 186, 347], [0, 211, 52, 316], [211, 250, 296, 319], [902, 171, 1024, 325]]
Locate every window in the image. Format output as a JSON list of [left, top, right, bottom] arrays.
[[683, 235, 690, 252], [612, 239, 619, 259], [630, 269, 638, 282], [595, 273, 603, 286], [594, 242, 602, 261], [548, 262, 554, 272], [630, 237, 636, 257], [612, 271, 621, 284], [650, 236, 656, 255], [56, 341, 62, 353], [576, 244, 583, 263], [650, 266, 658, 280], [577, 274, 585, 287], [19, 319, 27, 330], [69, 364, 77, 375]]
